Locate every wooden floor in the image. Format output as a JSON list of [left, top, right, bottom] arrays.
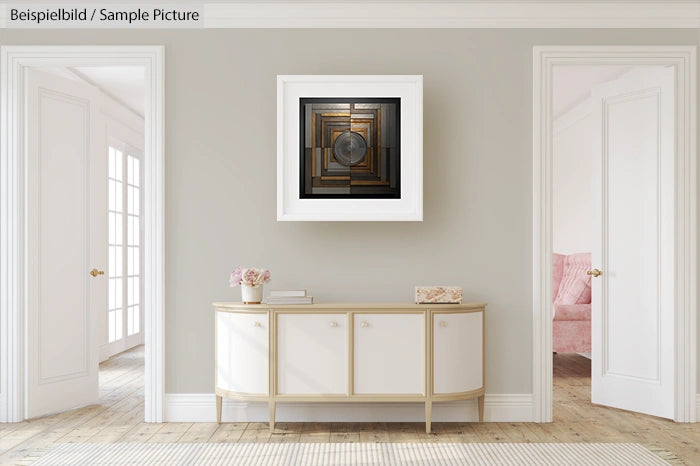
[[0, 348, 698, 465]]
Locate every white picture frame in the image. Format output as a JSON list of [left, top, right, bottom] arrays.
[[277, 75, 423, 221]]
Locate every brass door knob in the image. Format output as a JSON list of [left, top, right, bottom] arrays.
[[90, 268, 105, 277], [587, 268, 602, 277]]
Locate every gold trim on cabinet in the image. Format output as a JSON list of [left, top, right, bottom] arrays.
[[274, 394, 427, 402], [348, 311, 354, 396], [270, 310, 276, 429], [425, 309, 432, 431], [213, 302, 486, 311], [215, 387, 269, 401], [215, 309, 220, 422]]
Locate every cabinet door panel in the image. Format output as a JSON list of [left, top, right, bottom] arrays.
[[354, 313, 424, 394], [278, 314, 347, 394], [433, 311, 483, 394], [216, 312, 268, 394]]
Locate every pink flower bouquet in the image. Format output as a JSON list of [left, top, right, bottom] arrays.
[[229, 267, 271, 287]]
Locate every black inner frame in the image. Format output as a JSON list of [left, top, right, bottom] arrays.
[[299, 97, 401, 199]]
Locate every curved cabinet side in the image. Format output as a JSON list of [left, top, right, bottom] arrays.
[[216, 311, 268, 395], [433, 311, 483, 394]]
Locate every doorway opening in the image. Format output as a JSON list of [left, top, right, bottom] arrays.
[[0, 46, 164, 423], [551, 65, 635, 415], [532, 46, 697, 423], [26, 64, 146, 419]]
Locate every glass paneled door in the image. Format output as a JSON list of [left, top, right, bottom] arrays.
[[106, 141, 143, 357]]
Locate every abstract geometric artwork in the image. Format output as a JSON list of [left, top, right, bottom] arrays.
[[277, 75, 422, 221], [300, 98, 400, 199]]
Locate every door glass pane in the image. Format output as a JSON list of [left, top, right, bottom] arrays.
[[108, 278, 116, 310], [115, 150, 123, 181], [128, 305, 140, 336], [132, 277, 139, 305], [133, 188, 139, 215], [108, 246, 116, 277], [108, 146, 142, 345], [108, 179, 115, 211], [128, 186, 140, 215], [127, 307, 133, 336], [115, 213, 123, 245], [114, 180, 123, 212], [114, 277, 122, 310], [132, 218, 139, 246], [132, 247, 139, 275], [127, 246, 134, 276], [114, 246, 122, 279], [109, 147, 115, 179], [133, 306, 140, 334], [108, 212, 115, 245], [127, 216, 134, 245], [127, 277, 134, 306], [115, 308, 123, 340], [133, 158, 140, 187]]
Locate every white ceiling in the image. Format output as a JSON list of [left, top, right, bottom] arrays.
[[552, 65, 631, 118], [71, 66, 145, 117]]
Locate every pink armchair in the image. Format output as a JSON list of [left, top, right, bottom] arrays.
[[552, 253, 591, 353]]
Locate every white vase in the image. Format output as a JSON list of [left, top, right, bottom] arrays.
[[241, 285, 263, 304]]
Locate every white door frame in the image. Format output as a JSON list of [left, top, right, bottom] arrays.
[[0, 46, 165, 423], [532, 46, 697, 422]]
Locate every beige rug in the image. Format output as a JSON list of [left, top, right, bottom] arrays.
[[31, 442, 668, 465]]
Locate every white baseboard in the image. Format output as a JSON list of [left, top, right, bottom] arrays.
[[696, 394, 700, 422], [165, 393, 533, 423]]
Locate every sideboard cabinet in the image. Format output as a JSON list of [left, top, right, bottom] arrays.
[[213, 302, 486, 433]]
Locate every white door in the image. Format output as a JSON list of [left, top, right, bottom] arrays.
[[590, 66, 674, 419], [26, 69, 105, 418], [354, 313, 424, 394]]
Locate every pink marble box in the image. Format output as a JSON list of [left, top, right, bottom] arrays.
[[415, 286, 463, 304]]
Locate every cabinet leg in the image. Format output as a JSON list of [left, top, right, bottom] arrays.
[[269, 401, 276, 432], [477, 395, 485, 423], [216, 395, 222, 423], [425, 400, 432, 434]]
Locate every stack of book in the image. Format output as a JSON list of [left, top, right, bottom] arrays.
[[264, 290, 314, 305]]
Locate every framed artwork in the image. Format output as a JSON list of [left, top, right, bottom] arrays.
[[277, 75, 422, 221]]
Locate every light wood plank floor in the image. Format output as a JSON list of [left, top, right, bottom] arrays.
[[0, 347, 697, 464]]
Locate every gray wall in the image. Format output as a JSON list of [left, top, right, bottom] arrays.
[[2, 29, 698, 395]]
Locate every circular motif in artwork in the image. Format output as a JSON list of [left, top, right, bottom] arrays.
[[333, 131, 367, 166]]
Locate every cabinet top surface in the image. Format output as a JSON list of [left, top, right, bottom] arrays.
[[213, 302, 487, 311]]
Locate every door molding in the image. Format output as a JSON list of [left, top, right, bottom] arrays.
[[0, 46, 165, 422], [532, 46, 697, 422]]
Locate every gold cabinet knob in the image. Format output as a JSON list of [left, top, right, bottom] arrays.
[[440, 321, 448, 328], [361, 321, 369, 328], [89, 268, 104, 277], [330, 321, 338, 328], [253, 321, 261, 327], [587, 268, 603, 277]]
